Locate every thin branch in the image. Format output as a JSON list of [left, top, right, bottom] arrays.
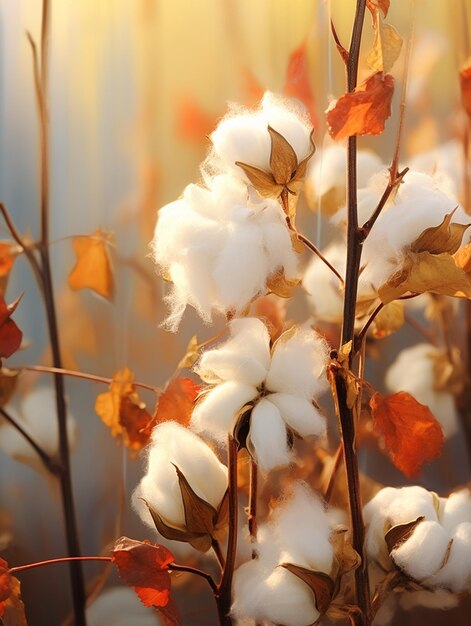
[[9, 556, 112, 575], [211, 539, 225, 570], [330, 18, 349, 65], [14, 364, 161, 395], [0, 407, 61, 476], [360, 167, 409, 238], [170, 563, 218, 595], [297, 232, 345, 285], [354, 302, 384, 352]]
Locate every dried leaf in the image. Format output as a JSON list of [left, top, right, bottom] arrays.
[[0, 242, 19, 297], [152, 377, 201, 429], [68, 229, 115, 301], [235, 162, 281, 198], [283, 41, 317, 124], [385, 517, 425, 554], [370, 392, 444, 478], [326, 72, 394, 140], [0, 368, 19, 406], [266, 269, 300, 298], [378, 252, 471, 304], [411, 209, 470, 255], [431, 351, 465, 395], [0, 559, 27, 626], [453, 241, 471, 272], [112, 536, 178, 623], [0, 296, 23, 360], [281, 563, 335, 614], [460, 63, 471, 119], [94, 367, 153, 450], [331, 527, 361, 580], [372, 301, 404, 338], [366, 0, 390, 18], [177, 336, 200, 370], [268, 126, 298, 185], [367, 17, 403, 73]]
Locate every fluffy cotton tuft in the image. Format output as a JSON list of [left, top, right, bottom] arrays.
[[151, 174, 299, 330], [364, 486, 471, 593], [0, 386, 77, 473], [231, 483, 333, 626], [385, 343, 458, 438], [191, 319, 329, 470], [207, 92, 313, 182], [133, 421, 227, 531]]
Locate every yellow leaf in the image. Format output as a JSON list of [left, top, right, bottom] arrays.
[[411, 209, 470, 255], [367, 17, 403, 73], [372, 301, 404, 338], [68, 229, 115, 301], [453, 241, 471, 272], [378, 252, 471, 304], [366, 0, 390, 18]]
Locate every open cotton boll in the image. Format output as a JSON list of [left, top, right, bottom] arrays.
[[134, 422, 227, 530], [410, 141, 463, 199], [208, 92, 313, 181], [196, 318, 271, 386], [0, 387, 77, 472], [441, 489, 471, 532], [86, 587, 157, 626], [247, 398, 291, 470], [151, 174, 299, 330], [267, 393, 325, 438], [302, 239, 346, 323], [427, 523, 471, 592], [266, 328, 329, 399], [391, 520, 450, 581], [385, 343, 458, 438]]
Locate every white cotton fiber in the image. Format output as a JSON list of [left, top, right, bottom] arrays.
[[428, 523, 471, 592], [392, 520, 450, 581], [267, 393, 325, 438], [247, 399, 290, 471], [441, 490, 471, 532]]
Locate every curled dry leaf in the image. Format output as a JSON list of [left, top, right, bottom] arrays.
[[0, 295, 23, 360], [370, 392, 444, 478], [0, 558, 27, 626], [112, 536, 179, 626], [94, 367, 153, 451], [460, 63, 471, 119], [367, 14, 403, 73], [68, 229, 115, 301], [326, 72, 394, 140], [266, 269, 300, 299], [366, 0, 390, 18], [280, 563, 335, 615], [411, 209, 470, 256]]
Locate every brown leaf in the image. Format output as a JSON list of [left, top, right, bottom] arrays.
[[367, 16, 403, 73], [0, 296, 23, 360], [460, 63, 471, 119], [0, 369, 19, 406], [235, 162, 281, 198], [268, 125, 298, 184], [94, 367, 153, 451], [0, 559, 27, 626], [385, 517, 425, 554], [281, 563, 335, 614], [366, 0, 390, 18], [266, 269, 300, 298], [68, 229, 115, 301], [378, 252, 471, 304], [112, 537, 177, 616], [370, 392, 444, 478], [326, 72, 394, 140], [152, 377, 201, 429], [331, 528, 361, 579], [372, 301, 404, 339], [411, 209, 470, 255]]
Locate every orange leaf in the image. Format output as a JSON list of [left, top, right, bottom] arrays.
[[366, 0, 390, 18], [112, 536, 179, 626], [326, 72, 394, 140], [68, 229, 115, 301], [0, 296, 23, 359], [0, 242, 18, 279], [176, 96, 215, 143], [152, 377, 201, 429], [460, 64, 471, 119], [94, 368, 153, 451], [370, 392, 444, 478], [0, 558, 27, 625], [283, 41, 317, 125]]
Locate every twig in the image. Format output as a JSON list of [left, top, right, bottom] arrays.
[[9, 556, 112, 575], [297, 232, 345, 285], [354, 302, 384, 352], [14, 364, 161, 395], [360, 167, 409, 238], [0, 407, 61, 476], [28, 4, 87, 622], [170, 563, 218, 596]]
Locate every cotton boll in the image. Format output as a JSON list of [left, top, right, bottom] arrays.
[[385, 343, 458, 438], [196, 318, 271, 386], [191, 381, 258, 437], [135, 422, 227, 530], [209, 92, 313, 182], [268, 393, 325, 438], [427, 522, 471, 592], [440, 490, 471, 532], [87, 587, 157, 626], [266, 328, 329, 399], [302, 240, 346, 323], [391, 521, 450, 581], [247, 398, 290, 471], [386, 486, 438, 526], [410, 141, 463, 199]]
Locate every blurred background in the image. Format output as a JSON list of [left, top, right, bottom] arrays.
[[0, 1, 471, 624]]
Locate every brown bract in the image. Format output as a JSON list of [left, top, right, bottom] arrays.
[[370, 391, 444, 478], [0, 295, 23, 360], [112, 537, 179, 625], [411, 209, 470, 255], [68, 229, 115, 301], [235, 126, 315, 211], [326, 72, 394, 140]]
